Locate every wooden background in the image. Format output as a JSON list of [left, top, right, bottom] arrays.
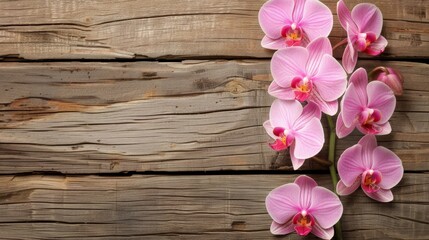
[[0, 0, 427, 239]]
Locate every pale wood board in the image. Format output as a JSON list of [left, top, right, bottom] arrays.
[[0, 0, 427, 60], [0, 173, 426, 239], [0, 60, 427, 173]]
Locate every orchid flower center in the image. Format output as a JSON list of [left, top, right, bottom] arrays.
[[281, 23, 304, 47], [359, 108, 382, 134], [361, 169, 382, 193], [269, 127, 294, 151], [356, 32, 377, 52], [291, 76, 313, 101], [292, 210, 314, 236]]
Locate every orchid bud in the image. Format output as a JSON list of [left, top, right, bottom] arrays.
[[370, 67, 404, 96]]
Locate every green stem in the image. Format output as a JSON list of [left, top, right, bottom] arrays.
[[326, 116, 338, 189], [332, 38, 348, 51], [326, 115, 343, 240]]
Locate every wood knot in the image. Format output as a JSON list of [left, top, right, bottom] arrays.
[[231, 221, 246, 231], [225, 79, 247, 94]]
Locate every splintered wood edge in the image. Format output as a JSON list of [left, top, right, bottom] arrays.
[[0, 60, 427, 173], [0, 0, 427, 60], [0, 173, 426, 239]]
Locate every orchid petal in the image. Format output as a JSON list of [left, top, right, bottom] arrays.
[[367, 81, 396, 124], [294, 175, 318, 209], [342, 42, 358, 74], [290, 145, 306, 170], [357, 134, 377, 167], [300, 0, 333, 41], [261, 35, 286, 50], [364, 188, 394, 202], [337, 179, 360, 196], [310, 186, 343, 228], [372, 146, 404, 189], [313, 54, 347, 102], [306, 37, 333, 77], [293, 117, 324, 159], [365, 35, 388, 56], [294, 101, 322, 130], [352, 3, 383, 37], [309, 94, 338, 116], [338, 144, 366, 187], [342, 84, 364, 128], [292, 0, 306, 23], [270, 221, 295, 235], [271, 47, 309, 88], [349, 68, 369, 100], [313, 69, 341, 116], [336, 0, 358, 33], [263, 120, 276, 139], [311, 224, 334, 240], [268, 81, 295, 100], [336, 112, 355, 138], [270, 99, 303, 129], [376, 122, 392, 135], [258, 0, 294, 39], [266, 183, 301, 224]]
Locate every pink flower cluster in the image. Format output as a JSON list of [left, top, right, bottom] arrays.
[[259, 0, 404, 239]]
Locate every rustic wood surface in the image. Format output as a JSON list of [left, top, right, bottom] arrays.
[[0, 0, 428, 239], [0, 174, 427, 240], [0, 61, 427, 173], [0, 0, 427, 60]]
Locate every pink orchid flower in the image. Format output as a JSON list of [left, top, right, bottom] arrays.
[[337, 0, 388, 73], [337, 135, 404, 202], [263, 100, 323, 170], [266, 175, 343, 239], [258, 0, 333, 49], [268, 37, 347, 116], [336, 68, 396, 138]]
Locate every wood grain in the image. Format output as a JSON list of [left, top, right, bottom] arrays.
[[0, 173, 426, 239], [0, 60, 427, 173], [0, 0, 427, 60]]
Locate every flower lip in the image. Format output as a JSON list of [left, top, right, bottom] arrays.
[[292, 211, 315, 236], [291, 76, 313, 101], [281, 25, 304, 47], [361, 169, 382, 193], [359, 108, 382, 134], [269, 127, 294, 151], [356, 32, 377, 52]]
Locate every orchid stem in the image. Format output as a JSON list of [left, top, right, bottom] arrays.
[[326, 115, 343, 240], [332, 38, 348, 51], [311, 156, 332, 167], [326, 115, 338, 189]]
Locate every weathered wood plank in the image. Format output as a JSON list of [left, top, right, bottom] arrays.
[[0, 173, 426, 239], [0, 60, 427, 173], [0, 0, 427, 59]]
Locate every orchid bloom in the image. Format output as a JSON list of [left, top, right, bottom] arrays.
[[263, 100, 323, 170], [337, 135, 403, 202], [258, 0, 333, 49], [268, 37, 347, 116], [336, 68, 396, 138], [266, 175, 343, 239], [337, 0, 388, 73]]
